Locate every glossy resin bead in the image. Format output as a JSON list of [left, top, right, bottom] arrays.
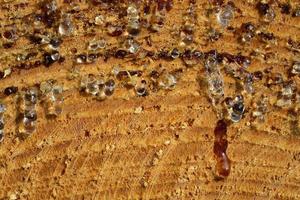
[[214, 119, 231, 178], [40, 80, 63, 117], [18, 87, 38, 136]]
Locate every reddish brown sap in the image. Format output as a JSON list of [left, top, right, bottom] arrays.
[[214, 119, 231, 177]]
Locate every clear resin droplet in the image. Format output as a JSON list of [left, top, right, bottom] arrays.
[[88, 39, 106, 51], [204, 55, 224, 104], [127, 4, 138, 17], [0, 104, 6, 113], [124, 39, 140, 54], [40, 81, 64, 117], [80, 75, 110, 100], [226, 95, 245, 123], [276, 83, 295, 108], [217, 5, 234, 27], [18, 87, 38, 137], [94, 15, 105, 25], [291, 62, 300, 75], [135, 80, 147, 96], [59, 14, 74, 36], [263, 8, 276, 23], [158, 74, 177, 90]]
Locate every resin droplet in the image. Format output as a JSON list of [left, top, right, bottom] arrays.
[[217, 4, 234, 27], [127, 4, 140, 35], [59, 14, 74, 36], [124, 39, 140, 54], [239, 22, 256, 43], [252, 95, 268, 122], [243, 72, 254, 94], [107, 24, 123, 36], [135, 80, 148, 96], [80, 75, 114, 101], [225, 95, 245, 123], [263, 7, 276, 23], [75, 54, 87, 64], [180, 3, 196, 45], [94, 15, 105, 25], [215, 152, 231, 177], [204, 53, 224, 104], [291, 62, 300, 75], [104, 79, 115, 96], [4, 86, 18, 96], [293, 8, 300, 17], [256, 2, 275, 23], [149, 2, 166, 32], [276, 82, 295, 107], [88, 39, 106, 51], [80, 74, 101, 95], [40, 80, 63, 117], [158, 73, 177, 90], [182, 50, 202, 66], [213, 119, 231, 178], [18, 87, 38, 137]]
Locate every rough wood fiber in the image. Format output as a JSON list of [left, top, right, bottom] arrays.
[[0, 0, 300, 199]]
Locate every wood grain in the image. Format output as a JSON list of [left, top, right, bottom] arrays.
[[0, 0, 300, 199]]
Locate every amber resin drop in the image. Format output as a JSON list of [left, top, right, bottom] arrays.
[[213, 119, 231, 178]]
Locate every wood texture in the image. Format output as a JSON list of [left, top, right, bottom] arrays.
[[0, 0, 300, 199]]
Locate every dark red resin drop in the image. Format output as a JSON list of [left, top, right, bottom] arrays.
[[213, 119, 231, 178]]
